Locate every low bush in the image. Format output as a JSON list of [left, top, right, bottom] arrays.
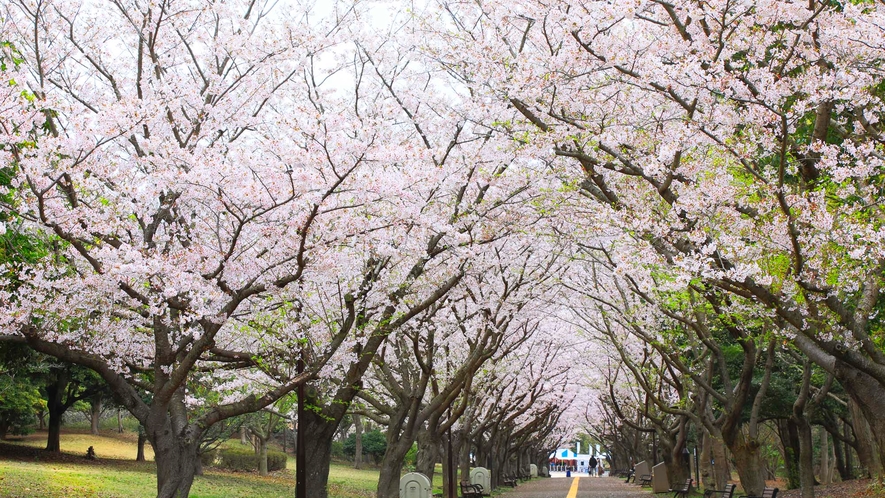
[[213, 446, 287, 472], [199, 448, 218, 467]]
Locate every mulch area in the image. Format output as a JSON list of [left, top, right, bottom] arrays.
[[777, 479, 877, 498]]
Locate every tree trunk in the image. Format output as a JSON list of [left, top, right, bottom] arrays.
[[90, 394, 102, 435], [710, 434, 730, 490], [700, 431, 714, 490], [778, 418, 802, 490], [795, 414, 816, 498], [353, 413, 363, 470], [662, 423, 689, 487], [147, 420, 201, 498], [118, 409, 124, 434], [258, 436, 268, 476], [0, 422, 9, 440], [442, 433, 456, 497], [136, 429, 147, 462], [731, 435, 767, 497], [415, 426, 440, 480], [844, 377, 885, 480], [44, 375, 67, 453], [459, 431, 472, 483], [849, 398, 880, 478], [298, 407, 339, 498], [832, 425, 848, 482], [376, 437, 413, 498], [46, 404, 63, 452], [820, 427, 830, 485], [240, 425, 249, 445]]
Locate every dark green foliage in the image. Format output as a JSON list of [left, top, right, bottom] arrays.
[[343, 429, 387, 464], [331, 440, 345, 459], [210, 446, 287, 472], [0, 375, 41, 437], [0, 343, 47, 438]]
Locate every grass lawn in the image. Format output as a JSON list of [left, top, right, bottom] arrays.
[[0, 431, 381, 498]]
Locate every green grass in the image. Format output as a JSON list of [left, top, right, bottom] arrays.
[[0, 458, 315, 498], [0, 431, 382, 498], [5, 430, 155, 461]]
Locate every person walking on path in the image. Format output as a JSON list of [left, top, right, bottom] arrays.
[[588, 456, 597, 477]]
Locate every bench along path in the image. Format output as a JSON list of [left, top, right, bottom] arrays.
[[498, 476, 653, 498]]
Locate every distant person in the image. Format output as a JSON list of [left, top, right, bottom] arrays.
[[589, 456, 598, 477]]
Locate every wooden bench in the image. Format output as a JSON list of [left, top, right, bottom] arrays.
[[669, 478, 693, 498], [739, 487, 779, 498], [623, 469, 635, 483], [704, 483, 737, 498], [459, 482, 482, 498], [638, 474, 652, 486], [502, 475, 518, 487]]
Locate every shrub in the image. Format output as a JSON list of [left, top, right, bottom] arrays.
[[199, 448, 218, 467], [214, 446, 287, 472], [343, 429, 387, 464], [331, 440, 345, 459]]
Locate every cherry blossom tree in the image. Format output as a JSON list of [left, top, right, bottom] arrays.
[[0, 1, 470, 496], [354, 240, 564, 498], [417, 0, 885, 489]]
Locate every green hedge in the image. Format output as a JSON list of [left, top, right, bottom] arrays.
[[207, 446, 287, 472]]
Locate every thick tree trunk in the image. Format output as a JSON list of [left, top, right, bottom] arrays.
[[731, 434, 766, 497], [44, 376, 67, 452], [376, 437, 413, 498], [849, 398, 879, 478], [415, 426, 440, 480], [46, 404, 63, 452], [90, 394, 102, 435], [795, 414, 816, 498], [842, 371, 885, 480], [240, 426, 248, 445], [459, 431, 472, 483], [664, 447, 690, 486], [700, 431, 714, 490], [299, 407, 339, 498], [710, 434, 730, 490], [147, 421, 201, 498], [0, 422, 8, 440]]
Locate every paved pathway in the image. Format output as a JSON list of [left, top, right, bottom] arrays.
[[497, 476, 654, 498]]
